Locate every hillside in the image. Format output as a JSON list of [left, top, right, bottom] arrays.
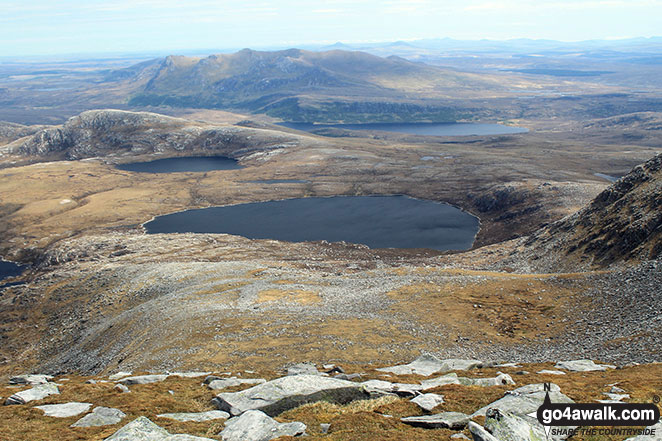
[[117, 49, 519, 122], [516, 152, 662, 271]]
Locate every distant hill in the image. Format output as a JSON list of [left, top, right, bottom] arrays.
[[113, 48, 511, 123]]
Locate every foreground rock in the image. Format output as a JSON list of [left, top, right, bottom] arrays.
[[35, 402, 92, 417], [213, 374, 371, 416], [5, 383, 60, 405], [484, 408, 548, 441], [401, 412, 470, 429], [157, 410, 229, 422], [219, 410, 306, 441], [468, 421, 500, 441], [287, 363, 320, 376], [554, 359, 616, 372], [72, 407, 126, 427], [472, 383, 574, 417], [376, 355, 482, 376], [104, 416, 215, 440]]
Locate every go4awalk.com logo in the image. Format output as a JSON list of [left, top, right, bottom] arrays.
[[527, 383, 661, 439]]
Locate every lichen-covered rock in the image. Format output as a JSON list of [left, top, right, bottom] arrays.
[[554, 360, 616, 372], [104, 416, 216, 440], [472, 383, 573, 417], [157, 410, 229, 422]]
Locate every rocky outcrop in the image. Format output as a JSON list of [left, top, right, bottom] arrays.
[[472, 383, 573, 417], [554, 359, 616, 372], [522, 152, 662, 269], [7, 109, 305, 160]]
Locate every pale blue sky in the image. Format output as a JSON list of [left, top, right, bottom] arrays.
[[1, 0, 661, 57]]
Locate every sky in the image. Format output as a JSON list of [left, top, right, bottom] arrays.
[[1, 0, 661, 57]]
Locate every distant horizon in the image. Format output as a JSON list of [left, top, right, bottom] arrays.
[[2, 35, 662, 62], [2, 0, 661, 59]]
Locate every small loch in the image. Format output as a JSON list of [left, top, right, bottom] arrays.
[[144, 195, 480, 251], [115, 156, 241, 173]]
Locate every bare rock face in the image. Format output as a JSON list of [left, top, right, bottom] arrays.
[[213, 374, 371, 416]]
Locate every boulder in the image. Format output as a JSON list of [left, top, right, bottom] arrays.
[[104, 416, 216, 440], [401, 411, 470, 429], [472, 383, 573, 417], [213, 374, 371, 416], [5, 383, 60, 405], [35, 402, 92, 417], [108, 372, 132, 381], [554, 360, 616, 372], [119, 374, 169, 385], [114, 384, 130, 393], [9, 374, 54, 385], [287, 363, 320, 376], [411, 393, 445, 412], [157, 410, 229, 422], [219, 410, 306, 441], [72, 407, 126, 427], [376, 355, 482, 376], [537, 370, 566, 375], [207, 378, 266, 390]]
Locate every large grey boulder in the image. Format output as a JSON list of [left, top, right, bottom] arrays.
[[219, 410, 306, 441], [157, 410, 229, 422], [119, 374, 169, 385], [402, 411, 470, 429], [207, 378, 266, 390], [484, 408, 547, 441], [9, 374, 54, 385], [554, 360, 616, 372], [625, 422, 662, 440], [72, 406, 126, 427], [472, 383, 573, 417], [213, 374, 371, 416], [411, 393, 445, 411], [35, 402, 92, 417], [5, 383, 60, 405], [104, 416, 216, 440], [377, 355, 483, 376]]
